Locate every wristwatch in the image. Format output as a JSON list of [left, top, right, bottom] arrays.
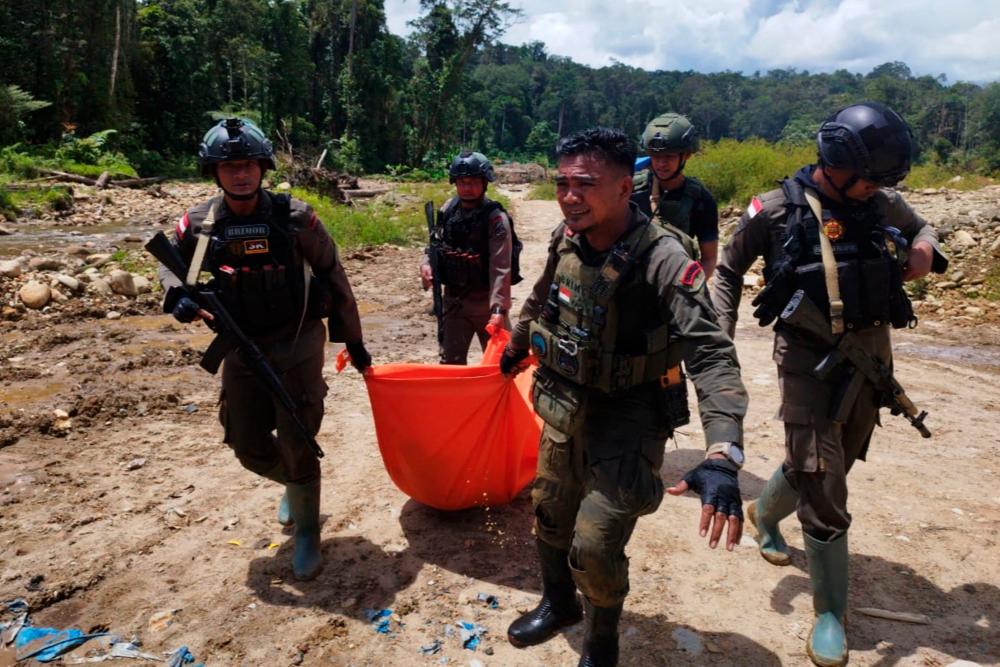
[[705, 442, 744, 469]]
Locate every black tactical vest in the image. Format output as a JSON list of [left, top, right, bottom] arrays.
[[206, 194, 305, 336], [437, 197, 522, 290], [778, 180, 914, 331]]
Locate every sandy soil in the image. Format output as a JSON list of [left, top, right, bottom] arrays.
[[1, 185, 999, 667]]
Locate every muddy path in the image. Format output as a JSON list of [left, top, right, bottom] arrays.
[[1, 185, 999, 666]]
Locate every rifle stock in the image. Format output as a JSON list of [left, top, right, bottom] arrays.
[[145, 231, 325, 457], [424, 201, 444, 349], [780, 289, 931, 438]]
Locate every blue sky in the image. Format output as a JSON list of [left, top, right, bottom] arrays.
[[383, 0, 1000, 83]]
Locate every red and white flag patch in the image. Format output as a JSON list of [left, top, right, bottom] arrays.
[[175, 212, 190, 240], [746, 197, 763, 219], [558, 285, 572, 304]]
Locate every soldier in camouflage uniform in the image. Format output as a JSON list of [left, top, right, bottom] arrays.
[[711, 102, 948, 666], [158, 118, 370, 582], [420, 151, 516, 364], [499, 128, 748, 667], [631, 113, 720, 277]]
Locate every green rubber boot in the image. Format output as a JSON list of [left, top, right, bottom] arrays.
[[286, 480, 323, 581], [277, 489, 293, 527], [747, 465, 798, 566], [804, 532, 849, 667]]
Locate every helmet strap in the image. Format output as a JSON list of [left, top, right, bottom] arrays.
[[656, 157, 686, 186], [820, 164, 863, 205]]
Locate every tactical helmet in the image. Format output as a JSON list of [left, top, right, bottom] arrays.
[[640, 113, 699, 154], [817, 102, 913, 186], [198, 118, 276, 176], [449, 151, 496, 183]]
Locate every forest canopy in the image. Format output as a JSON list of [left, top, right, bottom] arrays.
[[2, 0, 998, 176]]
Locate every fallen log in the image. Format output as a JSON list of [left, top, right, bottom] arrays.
[[110, 176, 167, 188], [1, 183, 75, 191], [95, 171, 112, 189], [38, 168, 98, 185], [347, 188, 391, 198]]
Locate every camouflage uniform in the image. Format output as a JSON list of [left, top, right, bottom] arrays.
[[511, 204, 747, 606], [423, 196, 513, 364], [159, 191, 363, 485], [712, 166, 947, 537]]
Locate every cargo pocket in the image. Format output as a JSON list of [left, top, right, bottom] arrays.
[[777, 402, 819, 473], [532, 369, 588, 434]]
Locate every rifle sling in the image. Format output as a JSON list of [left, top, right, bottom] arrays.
[[803, 187, 844, 335]]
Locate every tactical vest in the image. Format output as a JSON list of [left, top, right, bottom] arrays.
[[205, 194, 306, 336], [436, 197, 522, 291], [528, 221, 678, 394], [632, 169, 702, 258], [777, 180, 914, 331]]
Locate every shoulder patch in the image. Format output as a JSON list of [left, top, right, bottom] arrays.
[[747, 197, 763, 219], [175, 212, 190, 240], [679, 260, 706, 292]]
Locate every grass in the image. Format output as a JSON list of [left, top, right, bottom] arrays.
[[982, 264, 1000, 302], [3, 185, 73, 219], [902, 163, 995, 191], [110, 249, 152, 275], [686, 139, 815, 206], [526, 180, 556, 200]]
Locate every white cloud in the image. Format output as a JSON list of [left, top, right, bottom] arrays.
[[382, 0, 1000, 82]]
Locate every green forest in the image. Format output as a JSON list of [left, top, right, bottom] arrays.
[[2, 0, 1000, 178]]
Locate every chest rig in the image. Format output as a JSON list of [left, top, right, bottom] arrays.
[[529, 221, 675, 394], [205, 194, 305, 336], [435, 198, 501, 291], [779, 180, 914, 331]]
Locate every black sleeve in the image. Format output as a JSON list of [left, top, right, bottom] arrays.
[[691, 190, 719, 243]]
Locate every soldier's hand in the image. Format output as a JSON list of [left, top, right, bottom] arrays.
[[345, 341, 372, 375], [499, 345, 529, 377], [488, 313, 506, 331], [420, 264, 433, 290], [172, 296, 213, 324], [902, 241, 933, 281], [667, 458, 743, 551]]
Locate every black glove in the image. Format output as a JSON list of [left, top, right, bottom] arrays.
[[499, 345, 529, 376], [345, 341, 372, 374], [681, 459, 743, 520], [172, 296, 200, 324]]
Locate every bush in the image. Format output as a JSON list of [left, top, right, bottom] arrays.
[[685, 138, 814, 206], [0, 185, 14, 220], [902, 162, 994, 191]]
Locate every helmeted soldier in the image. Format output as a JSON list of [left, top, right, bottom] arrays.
[[157, 118, 371, 581], [420, 151, 519, 364], [631, 113, 720, 277], [499, 127, 748, 667], [711, 102, 948, 666]]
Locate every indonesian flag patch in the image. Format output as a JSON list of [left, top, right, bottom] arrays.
[[679, 260, 706, 292], [175, 212, 190, 240], [746, 197, 763, 219], [558, 285, 572, 305]]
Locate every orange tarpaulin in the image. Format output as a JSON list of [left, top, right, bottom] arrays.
[[342, 327, 541, 510]]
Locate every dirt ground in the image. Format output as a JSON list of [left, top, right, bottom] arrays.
[[2, 183, 999, 667]]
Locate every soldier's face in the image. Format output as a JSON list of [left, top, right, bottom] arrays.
[[650, 152, 690, 181], [216, 160, 263, 197], [825, 165, 879, 201], [455, 176, 486, 201], [555, 154, 632, 233]]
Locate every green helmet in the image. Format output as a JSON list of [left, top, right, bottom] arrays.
[[449, 151, 496, 183], [198, 118, 276, 175], [640, 113, 699, 154]]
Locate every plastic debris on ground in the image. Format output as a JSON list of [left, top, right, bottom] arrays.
[[363, 608, 395, 634], [419, 639, 442, 655], [166, 645, 205, 667], [456, 622, 487, 651], [475, 593, 499, 609], [15, 627, 107, 662], [64, 637, 161, 663]]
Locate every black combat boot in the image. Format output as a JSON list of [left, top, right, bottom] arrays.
[[578, 598, 622, 667], [508, 540, 583, 647]]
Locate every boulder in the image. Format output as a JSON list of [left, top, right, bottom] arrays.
[[50, 288, 69, 303], [950, 229, 976, 249], [52, 274, 81, 292], [28, 257, 64, 271], [88, 278, 113, 296], [0, 258, 25, 278], [109, 270, 138, 297], [19, 281, 51, 309], [133, 275, 152, 294]]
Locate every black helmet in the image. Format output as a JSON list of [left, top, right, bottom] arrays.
[[817, 102, 913, 186], [448, 151, 496, 183], [641, 113, 699, 154], [198, 118, 276, 176]]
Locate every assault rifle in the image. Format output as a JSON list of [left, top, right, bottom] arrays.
[[145, 231, 325, 458], [424, 201, 444, 349], [779, 289, 931, 438]]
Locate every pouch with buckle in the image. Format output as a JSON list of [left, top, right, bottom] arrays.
[[531, 367, 588, 434]]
